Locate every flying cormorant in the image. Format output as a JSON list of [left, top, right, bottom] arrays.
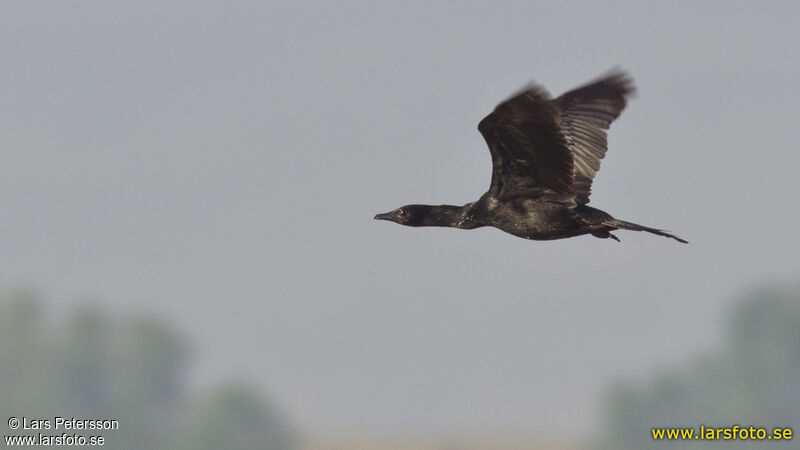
[[375, 71, 687, 244]]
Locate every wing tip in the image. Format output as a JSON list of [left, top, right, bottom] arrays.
[[600, 67, 637, 98]]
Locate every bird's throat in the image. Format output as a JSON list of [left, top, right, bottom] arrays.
[[419, 205, 470, 228]]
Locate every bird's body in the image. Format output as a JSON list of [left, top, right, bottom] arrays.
[[375, 71, 687, 244]]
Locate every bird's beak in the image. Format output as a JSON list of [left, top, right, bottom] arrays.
[[374, 212, 393, 221]]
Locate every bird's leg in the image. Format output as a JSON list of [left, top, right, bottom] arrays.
[[591, 230, 621, 242]]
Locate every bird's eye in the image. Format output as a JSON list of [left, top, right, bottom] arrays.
[[398, 210, 406, 216]]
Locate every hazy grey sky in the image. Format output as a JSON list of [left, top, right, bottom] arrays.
[[2, 0, 799, 434]]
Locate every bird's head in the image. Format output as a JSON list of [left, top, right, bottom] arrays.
[[373, 205, 432, 227]]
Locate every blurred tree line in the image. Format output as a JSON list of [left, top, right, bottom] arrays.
[[0, 290, 294, 450], [594, 281, 799, 449]]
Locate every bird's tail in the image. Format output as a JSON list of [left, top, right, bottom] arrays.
[[606, 219, 688, 244]]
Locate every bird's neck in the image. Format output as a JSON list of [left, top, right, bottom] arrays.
[[418, 204, 472, 228]]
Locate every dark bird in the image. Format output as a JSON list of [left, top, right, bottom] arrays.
[[374, 71, 687, 244]]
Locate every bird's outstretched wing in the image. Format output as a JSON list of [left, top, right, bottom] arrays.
[[478, 85, 576, 204], [554, 70, 635, 205]]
